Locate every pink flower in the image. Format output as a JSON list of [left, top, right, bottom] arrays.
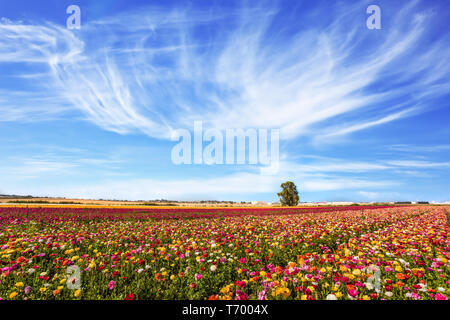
[[239, 257, 246, 264], [348, 289, 358, 298], [411, 292, 421, 300], [435, 294, 448, 300], [195, 273, 202, 280], [108, 280, 115, 290]]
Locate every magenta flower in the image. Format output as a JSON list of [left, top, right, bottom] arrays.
[[108, 280, 115, 290], [435, 294, 448, 300], [195, 273, 202, 280], [348, 289, 358, 298]]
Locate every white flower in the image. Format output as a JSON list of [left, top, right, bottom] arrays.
[[365, 282, 374, 290], [438, 287, 445, 292], [326, 294, 338, 300], [137, 269, 144, 273], [28, 268, 35, 274], [385, 292, 393, 297], [210, 265, 217, 272]]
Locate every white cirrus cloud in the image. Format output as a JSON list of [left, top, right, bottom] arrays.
[[0, 1, 449, 142]]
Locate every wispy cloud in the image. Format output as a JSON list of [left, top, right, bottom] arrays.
[[388, 144, 450, 152], [1, 1, 449, 142], [385, 160, 450, 168], [3, 170, 399, 200], [314, 108, 416, 142]]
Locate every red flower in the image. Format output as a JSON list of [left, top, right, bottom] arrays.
[[124, 293, 135, 300]]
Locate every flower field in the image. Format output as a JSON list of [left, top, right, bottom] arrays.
[[0, 205, 449, 300]]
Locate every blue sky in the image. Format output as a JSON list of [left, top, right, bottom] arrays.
[[1, 0, 450, 202]]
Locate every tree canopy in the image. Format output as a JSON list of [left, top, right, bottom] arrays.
[[277, 181, 299, 206]]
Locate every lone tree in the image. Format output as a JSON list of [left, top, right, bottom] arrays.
[[277, 181, 299, 206]]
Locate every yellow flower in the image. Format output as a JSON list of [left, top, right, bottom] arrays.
[[274, 287, 291, 299], [362, 295, 370, 300], [57, 286, 64, 291], [60, 278, 67, 284], [335, 292, 343, 298], [301, 294, 308, 300], [170, 275, 175, 280], [9, 291, 18, 299], [40, 287, 47, 293], [15, 282, 24, 288], [394, 266, 402, 272], [352, 269, 361, 276], [74, 289, 81, 297]]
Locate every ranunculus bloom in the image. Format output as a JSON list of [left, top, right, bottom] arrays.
[[348, 289, 358, 297]]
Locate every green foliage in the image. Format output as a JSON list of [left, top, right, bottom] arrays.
[[277, 181, 299, 206]]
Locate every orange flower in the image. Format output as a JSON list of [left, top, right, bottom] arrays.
[[275, 266, 284, 275], [346, 284, 356, 292], [395, 273, 405, 280]]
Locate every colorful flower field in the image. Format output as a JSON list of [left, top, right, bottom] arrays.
[[0, 205, 449, 300]]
